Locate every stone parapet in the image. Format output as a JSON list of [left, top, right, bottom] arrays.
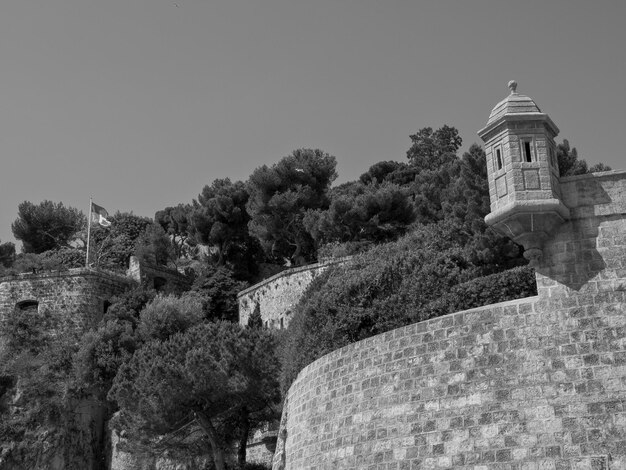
[[0, 267, 134, 332], [238, 257, 351, 329]]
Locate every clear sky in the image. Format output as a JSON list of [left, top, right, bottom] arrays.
[[1, 0, 624, 248]]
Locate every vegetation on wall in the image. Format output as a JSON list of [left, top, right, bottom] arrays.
[[0, 302, 91, 468], [279, 222, 533, 393]]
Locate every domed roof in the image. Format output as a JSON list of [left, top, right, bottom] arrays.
[[486, 80, 542, 126]]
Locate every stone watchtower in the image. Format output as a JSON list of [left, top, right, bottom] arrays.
[[478, 81, 569, 265]]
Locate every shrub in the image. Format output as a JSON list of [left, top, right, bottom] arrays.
[[280, 223, 534, 393], [413, 266, 536, 323]]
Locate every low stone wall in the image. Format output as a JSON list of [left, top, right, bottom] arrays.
[[238, 257, 350, 329], [246, 422, 280, 467], [126, 256, 191, 294]]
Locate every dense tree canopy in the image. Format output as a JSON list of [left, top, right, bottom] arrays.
[[247, 149, 337, 265], [304, 181, 416, 247], [155, 204, 194, 259], [110, 321, 280, 470], [11, 200, 85, 254], [406, 125, 462, 168], [359, 160, 406, 185], [190, 179, 250, 265], [73, 286, 157, 398], [190, 266, 247, 322], [133, 223, 177, 267], [90, 212, 152, 269]]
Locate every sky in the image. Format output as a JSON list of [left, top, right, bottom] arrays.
[[1, 0, 624, 248]]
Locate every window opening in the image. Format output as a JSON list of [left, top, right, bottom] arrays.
[[523, 141, 533, 162], [496, 148, 503, 170]]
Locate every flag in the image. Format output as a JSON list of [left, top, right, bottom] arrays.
[[91, 202, 111, 227]]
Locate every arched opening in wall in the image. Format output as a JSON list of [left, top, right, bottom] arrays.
[[103, 300, 111, 314], [153, 277, 167, 292], [15, 300, 39, 313]]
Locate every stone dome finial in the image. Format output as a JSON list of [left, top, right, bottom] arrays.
[[508, 80, 518, 94]]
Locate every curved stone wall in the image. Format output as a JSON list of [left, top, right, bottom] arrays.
[[274, 170, 626, 470], [275, 293, 626, 469]]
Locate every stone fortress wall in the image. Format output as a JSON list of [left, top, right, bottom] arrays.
[[272, 169, 626, 470], [238, 257, 351, 329], [271, 81, 626, 470], [0, 260, 191, 470], [0, 267, 133, 332]]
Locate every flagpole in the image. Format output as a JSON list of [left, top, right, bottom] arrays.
[[86, 197, 92, 268]]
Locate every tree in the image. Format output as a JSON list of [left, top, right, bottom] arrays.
[[189, 178, 263, 280], [190, 266, 248, 322], [73, 320, 137, 399], [442, 143, 491, 226], [0, 241, 15, 268], [247, 149, 337, 265], [136, 294, 204, 343], [190, 179, 251, 267], [557, 139, 612, 177], [90, 212, 152, 269], [409, 156, 462, 223], [359, 161, 405, 185], [406, 125, 462, 169], [73, 286, 156, 399], [11, 200, 85, 253], [0, 299, 86, 468], [109, 321, 281, 470], [134, 223, 177, 267], [304, 181, 416, 247], [155, 204, 195, 259]]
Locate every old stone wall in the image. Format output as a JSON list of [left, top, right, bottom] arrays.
[[238, 257, 350, 329], [246, 422, 279, 467], [535, 170, 626, 299], [273, 170, 626, 470], [0, 268, 133, 470], [126, 256, 191, 295], [108, 429, 212, 470], [0, 268, 133, 332]]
